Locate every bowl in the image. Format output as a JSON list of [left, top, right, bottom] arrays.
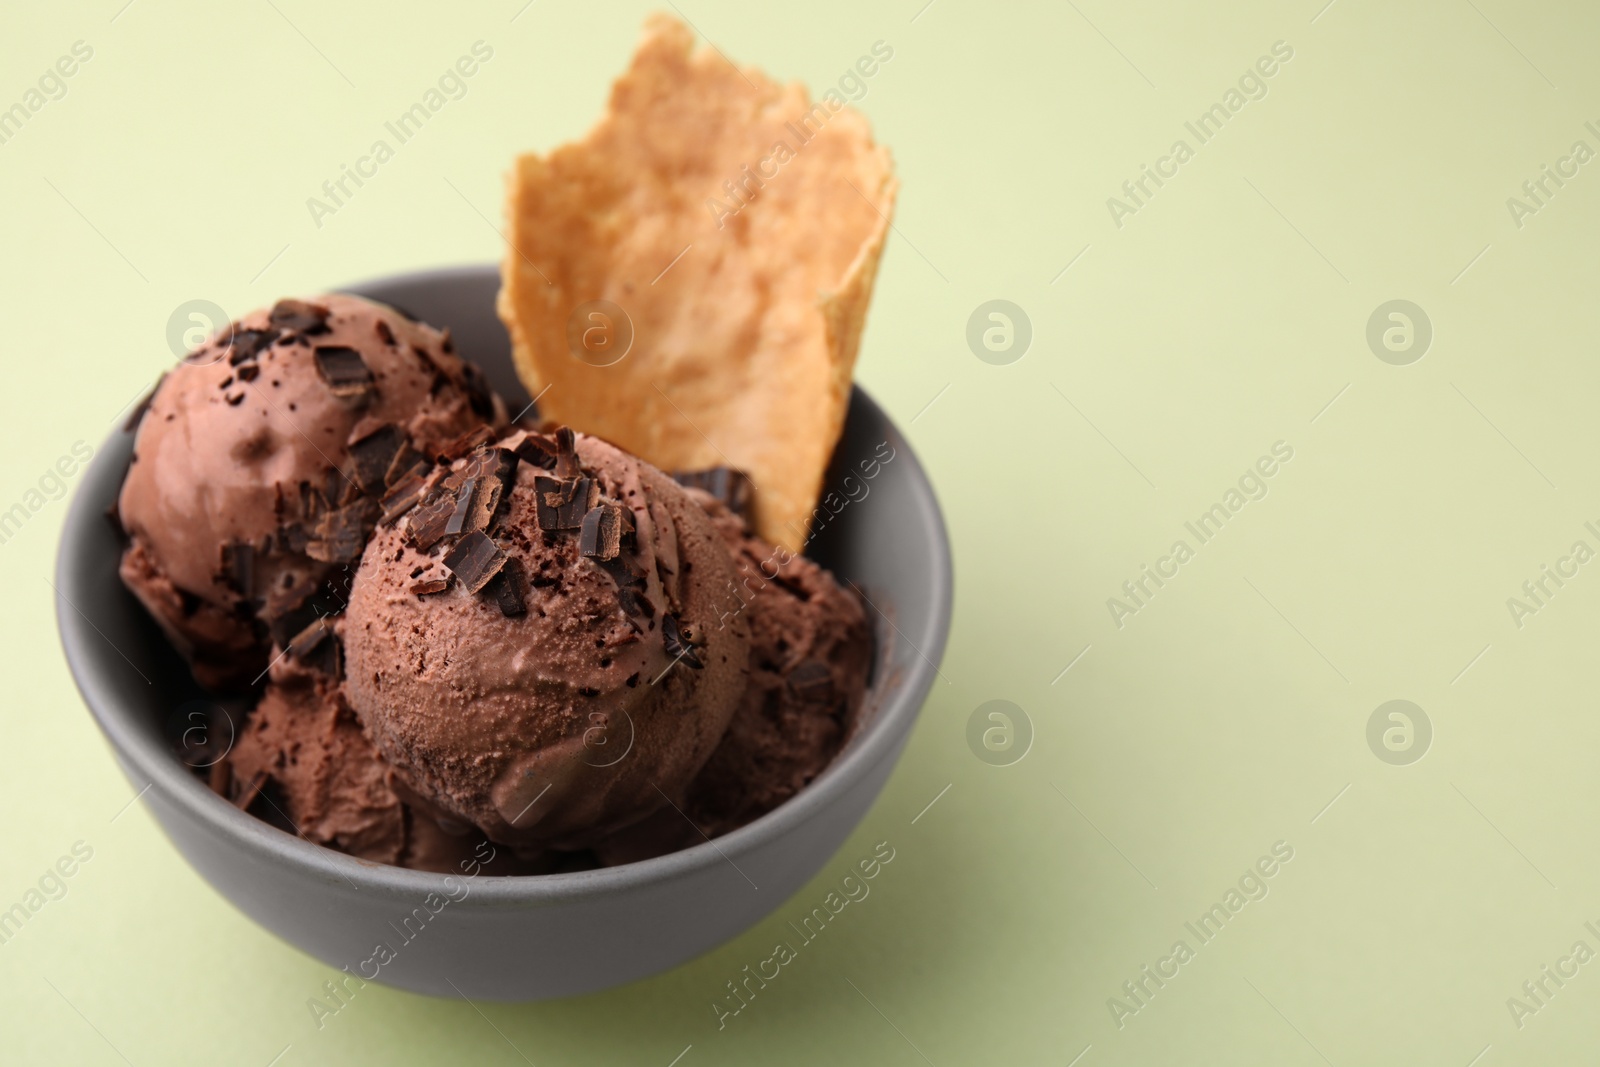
[[54, 264, 952, 1001]]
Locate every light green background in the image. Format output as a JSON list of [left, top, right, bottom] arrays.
[[3, 0, 1597, 1063]]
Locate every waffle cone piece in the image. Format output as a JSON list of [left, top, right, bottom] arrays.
[[498, 14, 897, 552]]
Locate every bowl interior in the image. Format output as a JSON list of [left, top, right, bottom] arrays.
[[57, 264, 953, 899]]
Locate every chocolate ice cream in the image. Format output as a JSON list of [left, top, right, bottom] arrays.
[[223, 654, 540, 874], [118, 294, 501, 688], [342, 429, 751, 850], [596, 485, 873, 863]]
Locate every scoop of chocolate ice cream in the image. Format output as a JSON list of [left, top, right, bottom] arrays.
[[223, 654, 408, 864], [595, 485, 873, 864], [223, 653, 541, 874], [118, 294, 502, 689], [342, 429, 750, 850]]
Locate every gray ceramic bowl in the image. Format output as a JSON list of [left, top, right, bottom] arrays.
[[55, 264, 951, 1001]]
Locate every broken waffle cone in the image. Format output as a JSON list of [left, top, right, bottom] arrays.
[[497, 13, 897, 553]]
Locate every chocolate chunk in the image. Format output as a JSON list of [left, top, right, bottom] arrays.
[[437, 425, 494, 462], [286, 615, 329, 657], [661, 614, 704, 669], [122, 372, 166, 434], [533, 474, 597, 533], [553, 426, 581, 478], [409, 577, 450, 596], [286, 616, 341, 676], [265, 595, 320, 650], [443, 476, 478, 537], [579, 503, 623, 561], [379, 466, 433, 525], [301, 632, 342, 676], [298, 479, 328, 523], [219, 541, 255, 598], [324, 465, 362, 508], [406, 486, 458, 551], [384, 441, 425, 488], [461, 361, 496, 421], [306, 498, 380, 563], [313, 346, 375, 399], [228, 329, 277, 365], [225, 393, 246, 406], [465, 447, 521, 496], [485, 556, 526, 617], [374, 319, 395, 346], [269, 299, 330, 334], [236, 364, 260, 382], [347, 423, 403, 494], [443, 531, 506, 594], [788, 661, 833, 704], [673, 467, 755, 524], [514, 433, 560, 470], [451, 448, 519, 533]]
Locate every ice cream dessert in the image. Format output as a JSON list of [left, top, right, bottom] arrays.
[[118, 294, 500, 688], [342, 428, 750, 850], [116, 14, 896, 873], [595, 488, 872, 863], [226, 656, 548, 874]]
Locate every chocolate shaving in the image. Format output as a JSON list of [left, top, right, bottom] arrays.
[[534, 475, 596, 532], [266, 594, 320, 650], [553, 426, 582, 478], [672, 467, 755, 523], [443, 531, 506, 594], [325, 466, 361, 508], [284, 615, 325, 655], [437, 425, 494, 462], [788, 661, 834, 704], [306, 498, 380, 563], [298, 480, 328, 524], [514, 433, 560, 470], [485, 557, 527, 617], [461, 361, 496, 421], [443, 476, 478, 537], [409, 577, 450, 596], [301, 632, 342, 676], [313, 346, 375, 399], [347, 423, 403, 493], [219, 541, 255, 597], [228, 329, 277, 365], [379, 466, 432, 525], [286, 616, 340, 675], [269, 299, 330, 334], [406, 487, 458, 551], [662, 614, 704, 669], [455, 448, 518, 531], [384, 442, 425, 488], [579, 503, 623, 561]]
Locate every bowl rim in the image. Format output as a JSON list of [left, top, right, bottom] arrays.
[[54, 266, 953, 907]]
